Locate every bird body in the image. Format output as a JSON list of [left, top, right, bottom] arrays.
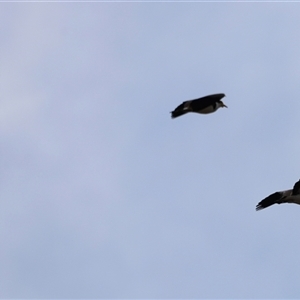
[[256, 180, 300, 211], [171, 93, 227, 119]]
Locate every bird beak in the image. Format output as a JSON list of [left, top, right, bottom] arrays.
[[222, 103, 228, 108]]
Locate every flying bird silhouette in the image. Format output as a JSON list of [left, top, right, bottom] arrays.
[[170, 93, 227, 119], [256, 179, 300, 211]]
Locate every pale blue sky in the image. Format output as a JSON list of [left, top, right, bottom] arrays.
[[1, 3, 300, 298]]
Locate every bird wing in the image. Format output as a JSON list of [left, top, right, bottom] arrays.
[[256, 191, 284, 211], [189, 97, 215, 111], [292, 179, 300, 195], [189, 94, 225, 111]]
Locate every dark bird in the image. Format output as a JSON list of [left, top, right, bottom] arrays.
[[256, 180, 300, 211], [170, 93, 227, 119]]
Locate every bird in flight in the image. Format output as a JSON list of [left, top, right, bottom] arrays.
[[170, 93, 227, 119], [256, 179, 300, 211]]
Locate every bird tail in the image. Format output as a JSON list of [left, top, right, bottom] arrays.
[[171, 102, 191, 119], [171, 110, 189, 119]]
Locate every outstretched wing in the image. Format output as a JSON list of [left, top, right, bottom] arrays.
[[256, 191, 284, 211]]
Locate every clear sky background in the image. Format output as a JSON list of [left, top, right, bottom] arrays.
[[1, 2, 300, 298]]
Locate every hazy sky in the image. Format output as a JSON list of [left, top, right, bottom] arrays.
[[1, 2, 300, 298]]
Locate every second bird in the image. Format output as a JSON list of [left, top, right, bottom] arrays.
[[171, 93, 227, 119]]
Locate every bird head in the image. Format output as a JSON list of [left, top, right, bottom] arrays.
[[219, 100, 227, 108]]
